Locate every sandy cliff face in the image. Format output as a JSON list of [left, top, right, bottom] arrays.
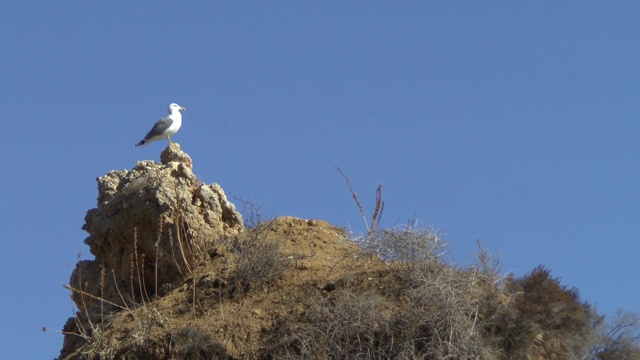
[[79, 144, 242, 302], [61, 144, 248, 358]]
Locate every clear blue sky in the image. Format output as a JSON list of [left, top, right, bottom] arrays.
[[2, 2, 639, 358]]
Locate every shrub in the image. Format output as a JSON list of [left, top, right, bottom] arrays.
[[226, 222, 289, 297], [171, 326, 227, 360], [486, 266, 598, 359], [590, 310, 640, 360]]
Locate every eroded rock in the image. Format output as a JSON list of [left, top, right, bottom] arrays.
[[71, 144, 243, 311]]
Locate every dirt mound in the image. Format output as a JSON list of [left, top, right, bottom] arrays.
[[58, 145, 370, 359], [60, 211, 367, 359], [58, 145, 599, 360]]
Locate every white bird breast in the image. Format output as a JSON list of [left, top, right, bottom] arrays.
[[165, 115, 182, 136]]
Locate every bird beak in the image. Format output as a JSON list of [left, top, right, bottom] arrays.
[[179, 107, 186, 111]]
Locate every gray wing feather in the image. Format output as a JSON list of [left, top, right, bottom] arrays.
[[144, 117, 173, 140]]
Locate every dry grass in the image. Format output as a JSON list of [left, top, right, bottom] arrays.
[[225, 224, 289, 297], [50, 196, 632, 359], [261, 226, 607, 360], [54, 197, 289, 359], [263, 229, 502, 359], [54, 196, 205, 359]]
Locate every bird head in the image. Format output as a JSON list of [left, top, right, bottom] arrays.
[[168, 103, 187, 113]]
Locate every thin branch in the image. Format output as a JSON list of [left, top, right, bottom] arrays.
[[336, 166, 369, 233]]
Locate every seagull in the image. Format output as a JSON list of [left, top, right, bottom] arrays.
[[135, 103, 186, 147]]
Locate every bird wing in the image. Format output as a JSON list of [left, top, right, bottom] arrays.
[[143, 116, 174, 140]]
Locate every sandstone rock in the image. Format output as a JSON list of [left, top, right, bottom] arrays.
[[160, 143, 193, 168], [71, 144, 243, 311]]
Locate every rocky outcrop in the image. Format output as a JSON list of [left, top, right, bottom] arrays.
[[69, 143, 243, 314], [57, 144, 599, 360], [57, 143, 362, 359]]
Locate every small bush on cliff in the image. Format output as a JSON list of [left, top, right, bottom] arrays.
[[484, 265, 598, 359], [226, 223, 289, 296]]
